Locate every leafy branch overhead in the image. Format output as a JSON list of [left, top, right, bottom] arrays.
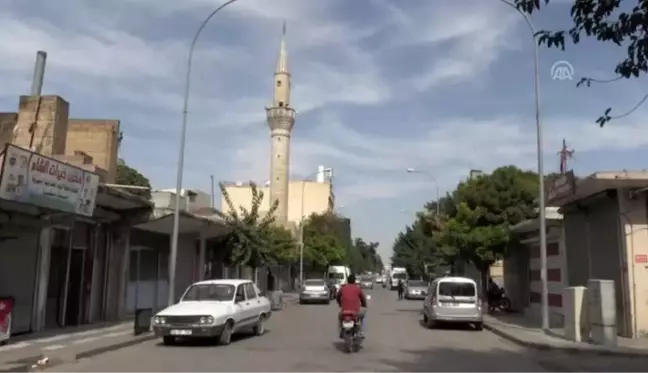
[[514, 0, 648, 126]]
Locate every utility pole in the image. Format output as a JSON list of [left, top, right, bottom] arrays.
[[558, 139, 575, 174], [210, 175, 215, 209]]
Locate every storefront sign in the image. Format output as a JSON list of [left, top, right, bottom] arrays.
[[0, 144, 99, 217], [635, 254, 648, 264], [0, 297, 14, 343], [546, 171, 576, 202]]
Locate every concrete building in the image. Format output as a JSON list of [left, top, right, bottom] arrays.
[[0, 94, 153, 334], [502, 170, 648, 339], [266, 23, 296, 225], [505, 207, 568, 327], [220, 176, 335, 227], [547, 171, 648, 339]]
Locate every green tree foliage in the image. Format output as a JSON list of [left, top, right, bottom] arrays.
[[350, 238, 383, 273], [392, 166, 540, 286], [391, 218, 443, 278], [264, 224, 299, 264], [302, 212, 347, 271], [115, 159, 151, 198], [215, 182, 285, 269], [515, 0, 648, 126]]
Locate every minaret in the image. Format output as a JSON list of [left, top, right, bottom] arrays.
[[266, 22, 296, 225]]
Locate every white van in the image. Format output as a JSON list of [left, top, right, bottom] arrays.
[[327, 266, 350, 291], [422, 276, 483, 330]]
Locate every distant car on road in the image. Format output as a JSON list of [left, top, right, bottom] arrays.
[[404, 280, 428, 300], [152, 279, 271, 346], [359, 276, 374, 290], [375, 275, 384, 284], [299, 279, 330, 304], [422, 276, 483, 331]]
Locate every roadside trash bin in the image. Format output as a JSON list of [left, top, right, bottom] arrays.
[[134, 308, 153, 335], [269, 290, 283, 311]]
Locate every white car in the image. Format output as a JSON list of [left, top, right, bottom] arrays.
[[152, 279, 272, 345]]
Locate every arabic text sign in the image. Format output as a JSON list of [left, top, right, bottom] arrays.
[[0, 145, 100, 217]]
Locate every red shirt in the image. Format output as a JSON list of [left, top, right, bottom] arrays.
[[337, 284, 366, 313]]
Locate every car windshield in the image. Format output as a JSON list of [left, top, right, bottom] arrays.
[[181, 284, 235, 302], [408, 280, 426, 287], [393, 273, 407, 280], [439, 282, 476, 297], [328, 273, 345, 280], [304, 279, 325, 286]]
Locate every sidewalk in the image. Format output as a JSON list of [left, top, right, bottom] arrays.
[[484, 313, 648, 357], [0, 321, 155, 372]]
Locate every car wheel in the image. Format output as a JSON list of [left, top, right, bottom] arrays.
[[253, 315, 266, 336], [162, 336, 175, 345], [218, 321, 234, 345], [474, 322, 483, 331], [325, 300, 330, 305], [299, 300, 304, 305]]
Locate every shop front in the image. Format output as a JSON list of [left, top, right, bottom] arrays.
[[0, 145, 152, 335], [128, 210, 230, 312]]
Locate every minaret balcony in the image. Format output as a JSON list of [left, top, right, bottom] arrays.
[[266, 106, 296, 120]]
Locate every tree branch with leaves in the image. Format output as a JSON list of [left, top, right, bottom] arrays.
[[514, 0, 648, 126]]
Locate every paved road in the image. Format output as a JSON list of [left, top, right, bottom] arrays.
[[46, 287, 635, 372]]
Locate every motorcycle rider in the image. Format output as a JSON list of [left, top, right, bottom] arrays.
[[487, 277, 502, 305], [336, 274, 367, 338]]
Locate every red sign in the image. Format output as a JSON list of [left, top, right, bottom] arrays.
[[635, 255, 648, 264], [0, 297, 14, 340]]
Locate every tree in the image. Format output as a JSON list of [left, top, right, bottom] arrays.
[[264, 225, 299, 264], [515, 0, 648, 126], [302, 212, 348, 271], [215, 182, 279, 269], [434, 166, 539, 291], [350, 238, 382, 273], [115, 159, 151, 198], [391, 217, 443, 278]]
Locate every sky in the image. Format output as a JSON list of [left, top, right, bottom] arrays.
[[2, 0, 648, 263]]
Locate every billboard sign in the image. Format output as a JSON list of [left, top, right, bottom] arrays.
[[0, 144, 100, 217]]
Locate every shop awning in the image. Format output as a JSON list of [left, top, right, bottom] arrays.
[[135, 210, 231, 238]]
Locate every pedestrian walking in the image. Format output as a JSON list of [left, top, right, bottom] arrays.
[[397, 279, 404, 300]]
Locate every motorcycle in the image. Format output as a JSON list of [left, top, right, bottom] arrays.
[[340, 311, 363, 353], [488, 288, 511, 313]]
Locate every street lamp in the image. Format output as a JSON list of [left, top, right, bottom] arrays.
[[168, 0, 240, 306], [297, 168, 332, 286], [406, 168, 440, 215], [498, 0, 548, 332]]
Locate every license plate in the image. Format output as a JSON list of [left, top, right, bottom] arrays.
[[342, 321, 354, 328], [170, 329, 192, 336]]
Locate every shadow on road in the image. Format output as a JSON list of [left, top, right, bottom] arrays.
[[156, 330, 270, 348], [416, 320, 477, 332], [376, 345, 648, 372]]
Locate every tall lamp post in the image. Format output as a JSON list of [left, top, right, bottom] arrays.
[[297, 168, 332, 286], [168, 0, 240, 306], [406, 168, 440, 215], [498, 0, 548, 331]]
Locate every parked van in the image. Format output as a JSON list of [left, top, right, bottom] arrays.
[[422, 276, 483, 330]]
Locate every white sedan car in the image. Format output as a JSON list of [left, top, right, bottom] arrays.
[[152, 279, 271, 345]]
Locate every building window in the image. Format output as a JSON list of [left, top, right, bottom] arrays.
[[278, 101, 284, 107], [277, 154, 281, 158], [276, 80, 282, 87]]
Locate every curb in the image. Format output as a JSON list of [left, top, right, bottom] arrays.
[[484, 323, 648, 358], [1, 333, 157, 372]]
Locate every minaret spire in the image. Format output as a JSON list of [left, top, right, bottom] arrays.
[[276, 21, 289, 74], [266, 22, 296, 225]]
